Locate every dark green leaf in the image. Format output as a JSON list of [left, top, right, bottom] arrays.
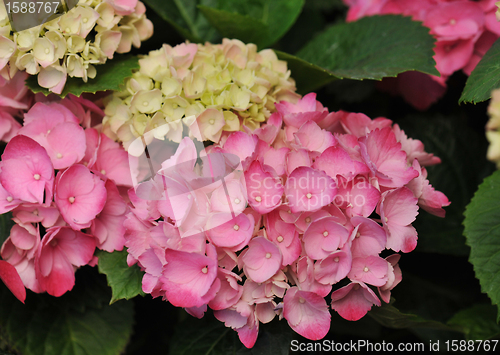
[[169, 314, 293, 355], [143, 0, 303, 47], [96, 249, 145, 304], [292, 15, 438, 91], [199, 0, 304, 49], [0, 213, 13, 248], [26, 55, 140, 98], [460, 37, 500, 104], [197, 7, 269, 48], [0, 268, 134, 355], [275, 50, 336, 94], [463, 169, 500, 322], [448, 304, 500, 340], [369, 302, 461, 332], [142, 0, 219, 43], [396, 114, 493, 256]]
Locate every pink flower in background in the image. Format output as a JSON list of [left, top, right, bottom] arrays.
[[0, 93, 131, 300], [343, 0, 499, 109]]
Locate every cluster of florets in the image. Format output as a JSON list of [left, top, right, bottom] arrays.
[[486, 88, 500, 167], [102, 38, 298, 149], [0, 95, 132, 297], [124, 92, 450, 348], [343, 0, 500, 110], [0, 0, 153, 94]]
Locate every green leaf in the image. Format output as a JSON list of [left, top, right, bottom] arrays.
[[369, 302, 461, 333], [448, 304, 500, 340], [142, 0, 219, 43], [0, 268, 134, 355], [396, 114, 493, 256], [96, 249, 145, 304], [463, 169, 500, 322], [144, 0, 303, 48], [197, 7, 269, 48], [0, 213, 13, 248], [291, 15, 438, 91], [460, 37, 500, 104], [26, 55, 140, 98], [199, 0, 304, 49], [275, 50, 336, 94], [169, 314, 293, 355]]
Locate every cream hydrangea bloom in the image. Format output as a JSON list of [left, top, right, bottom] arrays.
[[103, 38, 299, 149], [0, 0, 153, 93], [487, 88, 500, 167]]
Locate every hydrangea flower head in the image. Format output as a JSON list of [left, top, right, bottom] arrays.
[[0, 0, 153, 93], [121, 89, 450, 348], [102, 38, 298, 148], [0, 94, 132, 299]]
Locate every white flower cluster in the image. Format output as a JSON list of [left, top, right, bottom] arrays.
[[0, 0, 153, 93], [103, 38, 298, 149]]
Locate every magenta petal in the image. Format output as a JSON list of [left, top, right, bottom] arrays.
[[41, 251, 75, 297], [55, 165, 107, 230], [0, 260, 26, 303]]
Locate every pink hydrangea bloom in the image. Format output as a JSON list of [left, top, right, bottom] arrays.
[[121, 91, 449, 347], [0, 93, 131, 298]]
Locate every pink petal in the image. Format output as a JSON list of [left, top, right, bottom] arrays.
[[283, 287, 331, 340], [331, 282, 381, 321], [0, 260, 26, 303], [285, 167, 336, 213]]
